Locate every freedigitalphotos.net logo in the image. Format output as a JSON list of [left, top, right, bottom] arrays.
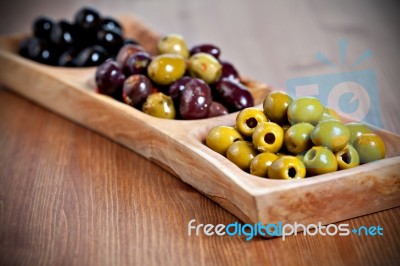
[[188, 219, 384, 241], [286, 39, 382, 127]]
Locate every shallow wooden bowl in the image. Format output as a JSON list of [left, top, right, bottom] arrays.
[[0, 15, 399, 227]]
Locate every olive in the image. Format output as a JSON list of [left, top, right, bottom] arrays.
[[125, 52, 152, 76], [208, 102, 228, 118], [168, 76, 193, 103], [311, 120, 350, 152], [50, 20, 78, 48], [142, 93, 176, 119], [179, 78, 212, 119], [219, 60, 240, 82], [287, 96, 324, 125], [74, 45, 108, 67], [190, 44, 221, 59], [97, 28, 124, 54], [215, 78, 254, 112], [116, 44, 145, 72], [263, 91, 293, 125], [284, 123, 315, 155], [188, 52, 222, 84], [58, 48, 78, 67], [33, 16, 54, 40], [353, 133, 386, 163], [123, 74, 153, 107], [335, 144, 360, 170], [346, 122, 372, 144], [235, 107, 267, 137], [320, 107, 341, 122], [95, 59, 125, 95], [268, 156, 306, 179], [157, 34, 189, 58], [226, 140, 258, 171], [22, 37, 60, 65], [74, 7, 101, 30], [206, 126, 243, 155], [252, 122, 284, 153], [250, 153, 279, 177], [100, 17, 123, 33], [303, 146, 338, 176], [147, 54, 186, 86]]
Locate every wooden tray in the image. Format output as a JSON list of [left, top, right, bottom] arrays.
[[0, 15, 399, 227]]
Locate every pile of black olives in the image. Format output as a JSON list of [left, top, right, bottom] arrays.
[[206, 92, 386, 179], [19, 7, 137, 67], [95, 33, 254, 119]]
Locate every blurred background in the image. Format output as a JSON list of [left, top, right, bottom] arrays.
[[0, 0, 399, 132]]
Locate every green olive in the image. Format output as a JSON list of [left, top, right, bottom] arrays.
[[335, 144, 360, 170], [206, 126, 243, 155], [346, 122, 372, 144], [252, 122, 284, 153], [287, 96, 324, 126], [250, 153, 279, 177], [284, 123, 315, 155], [311, 120, 350, 152], [236, 107, 267, 137], [157, 34, 189, 58], [142, 93, 176, 119], [268, 156, 306, 179], [263, 91, 293, 124], [353, 133, 386, 163], [147, 54, 186, 85], [303, 146, 338, 176], [226, 140, 258, 171], [320, 107, 341, 122], [188, 52, 222, 84]]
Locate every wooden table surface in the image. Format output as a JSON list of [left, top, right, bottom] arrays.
[[0, 0, 399, 265]]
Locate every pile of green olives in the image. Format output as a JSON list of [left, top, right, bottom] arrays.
[[95, 33, 254, 119], [206, 91, 386, 179]]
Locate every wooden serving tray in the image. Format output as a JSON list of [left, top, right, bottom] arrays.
[[0, 15, 399, 227]]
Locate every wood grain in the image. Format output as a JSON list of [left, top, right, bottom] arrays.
[[0, 90, 399, 266]]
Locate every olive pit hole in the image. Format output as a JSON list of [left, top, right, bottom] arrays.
[[341, 151, 351, 164], [246, 118, 258, 128], [288, 167, 297, 178], [264, 133, 276, 144]]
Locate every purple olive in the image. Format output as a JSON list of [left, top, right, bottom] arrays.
[[190, 44, 221, 59], [180, 78, 212, 119], [116, 44, 145, 72], [125, 52, 152, 76], [95, 59, 125, 95], [215, 78, 254, 112], [123, 74, 153, 107], [168, 76, 193, 102], [219, 60, 240, 82], [208, 101, 228, 118]]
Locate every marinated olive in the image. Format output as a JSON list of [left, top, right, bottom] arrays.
[[206, 126, 243, 155], [190, 44, 221, 59], [168, 76, 193, 103], [157, 34, 189, 58], [226, 141, 257, 171], [303, 146, 338, 176], [215, 78, 254, 112], [346, 122, 372, 144], [268, 156, 306, 179], [142, 93, 176, 119], [208, 102, 228, 118], [188, 52, 222, 84], [252, 122, 284, 153], [311, 120, 350, 152], [125, 52, 152, 76], [95, 59, 126, 95], [250, 153, 279, 177], [180, 78, 212, 119], [116, 44, 145, 72], [263, 91, 293, 125], [147, 54, 186, 85], [353, 133, 386, 163], [335, 144, 360, 170], [288, 96, 324, 125], [219, 60, 240, 82], [123, 74, 153, 107], [284, 123, 314, 155], [235, 108, 267, 137]]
